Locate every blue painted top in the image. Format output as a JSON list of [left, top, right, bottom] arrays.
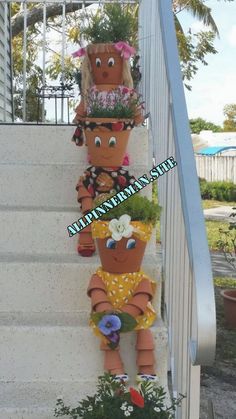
[[197, 146, 236, 155]]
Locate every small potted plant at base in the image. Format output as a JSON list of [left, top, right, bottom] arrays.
[[218, 207, 236, 329], [54, 373, 184, 419], [87, 195, 161, 383]]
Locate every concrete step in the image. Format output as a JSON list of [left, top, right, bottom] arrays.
[[0, 125, 149, 165], [0, 253, 162, 317], [0, 163, 152, 208], [0, 320, 167, 382], [0, 209, 157, 255]]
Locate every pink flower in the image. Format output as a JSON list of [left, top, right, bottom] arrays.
[[114, 41, 136, 59], [72, 48, 86, 58], [122, 87, 130, 94]]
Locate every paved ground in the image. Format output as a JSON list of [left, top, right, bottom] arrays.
[[204, 206, 235, 222], [201, 206, 236, 417], [211, 251, 236, 278]]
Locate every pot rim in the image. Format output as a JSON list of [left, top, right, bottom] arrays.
[[220, 289, 236, 302], [82, 117, 134, 123]]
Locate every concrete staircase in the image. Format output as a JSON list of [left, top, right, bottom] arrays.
[[0, 125, 167, 419]]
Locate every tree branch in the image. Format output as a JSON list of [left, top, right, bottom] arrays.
[[11, 3, 92, 37]]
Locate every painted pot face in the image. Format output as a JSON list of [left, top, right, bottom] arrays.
[[85, 129, 131, 167], [89, 48, 123, 86], [96, 236, 147, 273]]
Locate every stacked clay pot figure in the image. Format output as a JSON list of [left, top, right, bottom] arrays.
[[87, 195, 160, 383], [73, 41, 143, 256], [71, 34, 160, 383]]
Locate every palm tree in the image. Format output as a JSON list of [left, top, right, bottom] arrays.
[[173, 0, 220, 87], [173, 0, 219, 35]]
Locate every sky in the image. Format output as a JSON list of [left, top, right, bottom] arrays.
[[179, 0, 236, 125]]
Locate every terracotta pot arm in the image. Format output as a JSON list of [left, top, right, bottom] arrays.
[[87, 274, 106, 296], [122, 294, 150, 317], [133, 278, 154, 300]]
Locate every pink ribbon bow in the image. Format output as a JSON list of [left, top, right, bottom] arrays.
[[72, 47, 86, 58], [114, 41, 136, 59]]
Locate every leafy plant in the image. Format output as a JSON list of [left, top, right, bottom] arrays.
[[54, 373, 184, 419], [86, 86, 143, 119], [218, 208, 236, 272], [94, 194, 161, 225], [80, 3, 138, 45]]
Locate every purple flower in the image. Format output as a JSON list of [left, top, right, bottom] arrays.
[[98, 315, 121, 336], [108, 332, 120, 344]]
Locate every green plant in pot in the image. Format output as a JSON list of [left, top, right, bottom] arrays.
[[87, 195, 161, 383], [72, 2, 143, 148]]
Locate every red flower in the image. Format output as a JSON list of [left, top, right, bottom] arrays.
[[87, 184, 94, 197], [112, 122, 124, 132], [117, 175, 127, 187], [130, 387, 145, 408]]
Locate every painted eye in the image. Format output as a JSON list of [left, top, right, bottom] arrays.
[[108, 57, 115, 67], [95, 58, 101, 67], [109, 137, 116, 147], [106, 238, 117, 249], [94, 136, 101, 147], [126, 239, 136, 249]]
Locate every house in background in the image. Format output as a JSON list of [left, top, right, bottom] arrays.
[[197, 146, 236, 157], [0, 2, 13, 122]]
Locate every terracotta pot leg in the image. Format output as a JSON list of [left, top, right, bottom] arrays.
[[136, 329, 155, 375], [101, 341, 124, 374], [77, 225, 95, 257]]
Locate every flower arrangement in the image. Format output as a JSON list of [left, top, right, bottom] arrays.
[[54, 374, 184, 419], [86, 85, 144, 119], [92, 312, 137, 349]]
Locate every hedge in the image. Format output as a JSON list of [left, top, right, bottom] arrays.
[[199, 178, 236, 201]]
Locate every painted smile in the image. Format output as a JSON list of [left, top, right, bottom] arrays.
[[113, 256, 128, 263]]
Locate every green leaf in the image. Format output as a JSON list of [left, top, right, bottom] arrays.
[[91, 312, 106, 325], [119, 313, 137, 332]]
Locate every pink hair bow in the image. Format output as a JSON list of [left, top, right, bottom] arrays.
[[114, 41, 136, 59], [72, 47, 86, 58]]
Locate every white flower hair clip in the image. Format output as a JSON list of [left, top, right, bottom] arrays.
[[108, 214, 134, 241]]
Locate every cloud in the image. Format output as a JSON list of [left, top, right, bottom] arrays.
[[185, 72, 236, 125], [227, 25, 236, 47]]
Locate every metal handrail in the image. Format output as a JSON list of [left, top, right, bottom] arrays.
[[159, 0, 216, 366]]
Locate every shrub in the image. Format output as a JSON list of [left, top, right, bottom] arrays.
[[199, 178, 236, 201]]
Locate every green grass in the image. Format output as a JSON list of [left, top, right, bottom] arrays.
[[202, 199, 236, 209], [205, 220, 230, 251]]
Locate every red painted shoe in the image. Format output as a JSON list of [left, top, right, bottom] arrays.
[[77, 244, 95, 257]]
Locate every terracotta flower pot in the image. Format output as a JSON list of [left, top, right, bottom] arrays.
[[87, 43, 123, 86], [96, 237, 147, 274], [221, 289, 236, 329], [83, 118, 134, 167]]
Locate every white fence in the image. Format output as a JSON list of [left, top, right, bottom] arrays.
[[139, 1, 216, 418], [196, 155, 236, 183]]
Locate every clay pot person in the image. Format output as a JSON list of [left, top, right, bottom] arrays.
[[87, 196, 160, 382]]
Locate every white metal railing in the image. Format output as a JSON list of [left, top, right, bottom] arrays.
[[0, 2, 13, 122], [139, 1, 216, 418]]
